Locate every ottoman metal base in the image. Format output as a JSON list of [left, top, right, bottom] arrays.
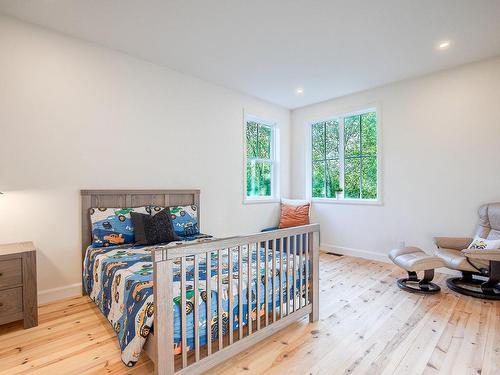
[[396, 270, 441, 294], [389, 247, 444, 295], [446, 272, 500, 300]]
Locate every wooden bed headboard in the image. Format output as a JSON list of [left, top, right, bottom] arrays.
[[80, 189, 200, 260]]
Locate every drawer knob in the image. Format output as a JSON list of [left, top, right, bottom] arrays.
[[0, 272, 3, 276], [0, 303, 3, 307]]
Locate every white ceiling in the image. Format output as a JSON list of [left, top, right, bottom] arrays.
[[1, 0, 500, 109]]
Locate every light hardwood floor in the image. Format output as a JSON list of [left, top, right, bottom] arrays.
[[1, 254, 499, 375]]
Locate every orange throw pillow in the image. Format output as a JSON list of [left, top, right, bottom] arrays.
[[278, 199, 310, 229]]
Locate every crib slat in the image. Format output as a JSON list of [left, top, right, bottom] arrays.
[[272, 238, 276, 323], [153, 259, 174, 374], [286, 236, 291, 316], [264, 240, 269, 327], [193, 254, 200, 362], [206, 251, 212, 355], [292, 235, 297, 312], [279, 238, 284, 319], [247, 244, 253, 335], [299, 235, 303, 309], [238, 246, 243, 340], [256, 242, 261, 331], [228, 248, 234, 345], [305, 234, 309, 306], [217, 250, 223, 350], [181, 257, 187, 368]]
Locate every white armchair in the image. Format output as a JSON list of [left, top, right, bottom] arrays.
[[434, 203, 500, 299]]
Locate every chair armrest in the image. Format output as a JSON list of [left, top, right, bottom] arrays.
[[462, 248, 500, 262], [434, 237, 473, 250]]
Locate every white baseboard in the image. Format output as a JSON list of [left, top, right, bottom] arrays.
[[320, 243, 459, 276], [38, 282, 82, 305], [321, 243, 391, 263]]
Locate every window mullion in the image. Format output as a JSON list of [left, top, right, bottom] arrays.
[[359, 115, 363, 199], [269, 127, 279, 197], [256, 125, 260, 160], [339, 117, 345, 195], [249, 158, 272, 163], [323, 122, 327, 198]]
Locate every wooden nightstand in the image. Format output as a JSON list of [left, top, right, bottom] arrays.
[[0, 242, 38, 328]]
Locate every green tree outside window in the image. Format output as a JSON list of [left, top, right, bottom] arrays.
[[312, 111, 377, 200], [246, 120, 274, 197]]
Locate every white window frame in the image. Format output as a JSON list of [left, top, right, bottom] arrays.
[[306, 106, 383, 205], [243, 112, 280, 204]]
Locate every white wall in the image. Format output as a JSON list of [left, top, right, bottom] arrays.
[[291, 57, 500, 261], [3, 14, 500, 304], [0, 16, 290, 302]]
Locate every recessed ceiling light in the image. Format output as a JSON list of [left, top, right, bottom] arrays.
[[438, 40, 451, 50], [295, 87, 304, 95]]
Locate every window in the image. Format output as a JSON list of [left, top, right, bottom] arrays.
[[244, 115, 278, 201], [311, 109, 379, 201]]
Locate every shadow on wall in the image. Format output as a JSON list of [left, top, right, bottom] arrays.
[[0, 189, 81, 296]]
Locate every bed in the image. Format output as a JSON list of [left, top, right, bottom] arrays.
[[81, 189, 320, 375]]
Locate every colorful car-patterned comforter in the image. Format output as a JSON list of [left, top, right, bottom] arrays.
[[83, 236, 306, 367]]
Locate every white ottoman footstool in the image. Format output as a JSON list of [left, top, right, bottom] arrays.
[[389, 247, 444, 294]]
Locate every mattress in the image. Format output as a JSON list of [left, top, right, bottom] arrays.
[[83, 235, 306, 367]]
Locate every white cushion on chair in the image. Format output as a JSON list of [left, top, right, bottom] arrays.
[[467, 236, 500, 250]]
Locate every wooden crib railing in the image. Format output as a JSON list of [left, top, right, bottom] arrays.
[[149, 224, 320, 375]]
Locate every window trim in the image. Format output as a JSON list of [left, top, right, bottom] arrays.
[[306, 106, 383, 205], [243, 112, 280, 204]]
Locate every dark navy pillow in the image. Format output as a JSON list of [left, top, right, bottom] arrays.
[[131, 208, 180, 246]]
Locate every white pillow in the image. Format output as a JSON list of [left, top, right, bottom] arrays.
[[467, 236, 500, 250], [281, 198, 310, 206]]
